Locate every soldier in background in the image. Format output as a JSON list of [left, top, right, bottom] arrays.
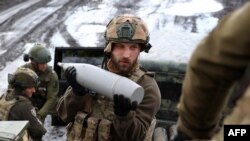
[[172, 2, 250, 140], [3, 67, 46, 141], [57, 14, 161, 141], [22, 43, 59, 121]]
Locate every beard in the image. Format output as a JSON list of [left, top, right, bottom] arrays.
[[110, 55, 137, 75]]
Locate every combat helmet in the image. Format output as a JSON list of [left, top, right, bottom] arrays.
[[23, 43, 51, 63], [8, 67, 39, 88], [104, 14, 152, 53]]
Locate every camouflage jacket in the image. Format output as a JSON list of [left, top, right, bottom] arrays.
[[8, 90, 47, 140], [22, 63, 59, 119], [57, 67, 161, 141], [177, 2, 250, 139]]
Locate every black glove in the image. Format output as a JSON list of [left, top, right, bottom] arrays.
[[113, 94, 137, 117], [64, 66, 86, 96]]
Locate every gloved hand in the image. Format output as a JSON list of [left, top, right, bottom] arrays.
[[113, 94, 137, 117], [64, 66, 86, 96]]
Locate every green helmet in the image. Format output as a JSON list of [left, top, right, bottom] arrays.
[[8, 67, 39, 88], [104, 14, 151, 53], [26, 43, 51, 63]]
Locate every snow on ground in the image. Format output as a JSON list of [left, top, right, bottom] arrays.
[[140, 30, 205, 63], [64, 0, 117, 47], [0, 0, 41, 24], [157, 0, 223, 16], [50, 31, 70, 47], [0, 0, 222, 99], [0, 0, 224, 140], [43, 115, 67, 141], [0, 0, 69, 53]]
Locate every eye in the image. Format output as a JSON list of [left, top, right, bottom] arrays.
[[130, 45, 139, 50], [114, 44, 124, 49]]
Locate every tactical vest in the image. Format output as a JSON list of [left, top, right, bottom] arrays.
[[0, 90, 31, 141], [0, 89, 16, 120], [67, 68, 156, 141]]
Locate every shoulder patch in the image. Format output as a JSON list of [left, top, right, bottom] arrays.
[[30, 107, 43, 125], [31, 107, 37, 117]]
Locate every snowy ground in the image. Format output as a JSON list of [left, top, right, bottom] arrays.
[[0, 0, 242, 140], [0, 0, 224, 94]]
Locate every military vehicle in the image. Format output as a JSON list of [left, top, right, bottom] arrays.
[[52, 46, 186, 130]]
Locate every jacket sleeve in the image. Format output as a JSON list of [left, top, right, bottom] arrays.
[[22, 103, 47, 140], [177, 3, 250, 139], [38, 71, 59, 118], [113, 75, 161, 140], [57, 86, 92, 123]]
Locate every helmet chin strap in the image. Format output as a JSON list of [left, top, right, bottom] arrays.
[[31, 61, 40, 72], [101, 52, 110, 70]]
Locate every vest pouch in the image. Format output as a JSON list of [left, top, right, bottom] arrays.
[[83, 117, 99, 141], [0, 91, 16, 120], [98, 119, 112, 141], [67, 112, 88, 141]]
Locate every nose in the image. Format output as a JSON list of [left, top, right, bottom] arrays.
[[32, 87, 36, 93], [38, 63, 47, 70], [123, 47, 131, 58]]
